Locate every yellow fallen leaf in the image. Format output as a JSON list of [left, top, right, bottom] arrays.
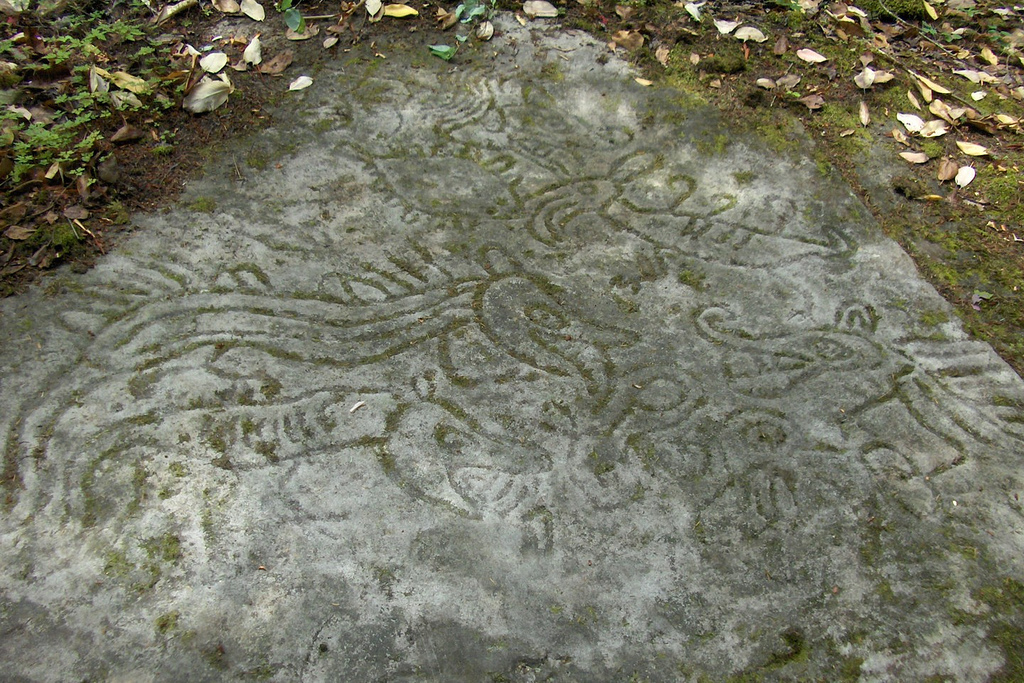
[[910, 70, 950, 95], [634, 77, 653, 86], [907, 89, 921, 110], [383, 3, 418, 16], [980, 46, 998, 66], [956, 140, 989, 156], [923, 1, 938, 20], [859, 100, 870, 126], [109, 71, 150, 94]]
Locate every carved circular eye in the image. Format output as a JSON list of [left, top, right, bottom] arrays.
[[524, 305, 567, 331]]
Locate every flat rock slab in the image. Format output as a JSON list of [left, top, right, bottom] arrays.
[[3, 17, 1024, 682]]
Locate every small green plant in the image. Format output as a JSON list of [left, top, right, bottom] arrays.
[[275, 0, 306, 33]]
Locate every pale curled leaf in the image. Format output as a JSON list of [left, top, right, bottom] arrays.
[[953, 69, 997, 84], [183, 76, 233, 113], [523, 0, 558, 17], [634, 77, 652, 86], [954, 165, 976, 188], [323, 35, 339, 48], [956, 140, 989, 156], [200, 51, 229, 73], [476, 20, 493, 40], [110, 91, 143, 109], [683, 1, 704, 22], [243, 35, 262, 65], [756, 77, 776, 90], [240, 0, 264, 19], [655, 45, 670, 66], [288, 75, 313, 90], [212, 0, 239, 12], [907, 89, 921, 110], [891, 127, 910, 145], [853, 67, 875, 89], [923, 0, 938, 20], [859, 100, 869, 126], [365, 0, 381, 15], [713, 19, 739, 35], [734, 26, 766, 42], [88, 66, 109, 94], [897, 112, 925, 133], [899, 151, 929, 164], [796, 48, 827, 63], [919, 119, 949, 138]]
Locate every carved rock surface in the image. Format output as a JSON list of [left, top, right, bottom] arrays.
[[1, 15, 1023, 682]]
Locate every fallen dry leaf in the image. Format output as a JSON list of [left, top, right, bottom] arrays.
[[910, 70, 951, 95], [286, 25, 319, 40], [240, 0, 265, 20], [3, 225, 34, 240], [980, 46, 998, 66], [734, 26, 767, 42], [713, 19, 739, 35], [435, 7, 457, 28], [634, 77, 653, 86], [955, 165, 976, 187], [655, 45, 670, 66], [773, 35, 787, 55], [798, 93, 825, 110], [110, 124, 145, 143], [213, 0, 240, 11], [891, 128, 910, 145], [937, 157, 958, 181], [796, 48, 827, 63], [923, 1, 938, 20], [200, 52, 229, 73], [897, 112, 925, 133], [243, 35, 262, 65], [611, 30, 644, 50], [907, 89, 921, 110], [183, 75, 234, 113], [956, 140, 989, 156], [523, 0, 558, 18], [259, 50, 294, 74], [899, 151, 930, 164], [776, 73, 800, 89], [383, 3, 418, 16], [919, 119, 949, 138], [288, 75, 313, 91], [953, 69, 998, 84], [859, 100, 870, 126], [476, 20, 493, 40], [756, 77, 776, 90]]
